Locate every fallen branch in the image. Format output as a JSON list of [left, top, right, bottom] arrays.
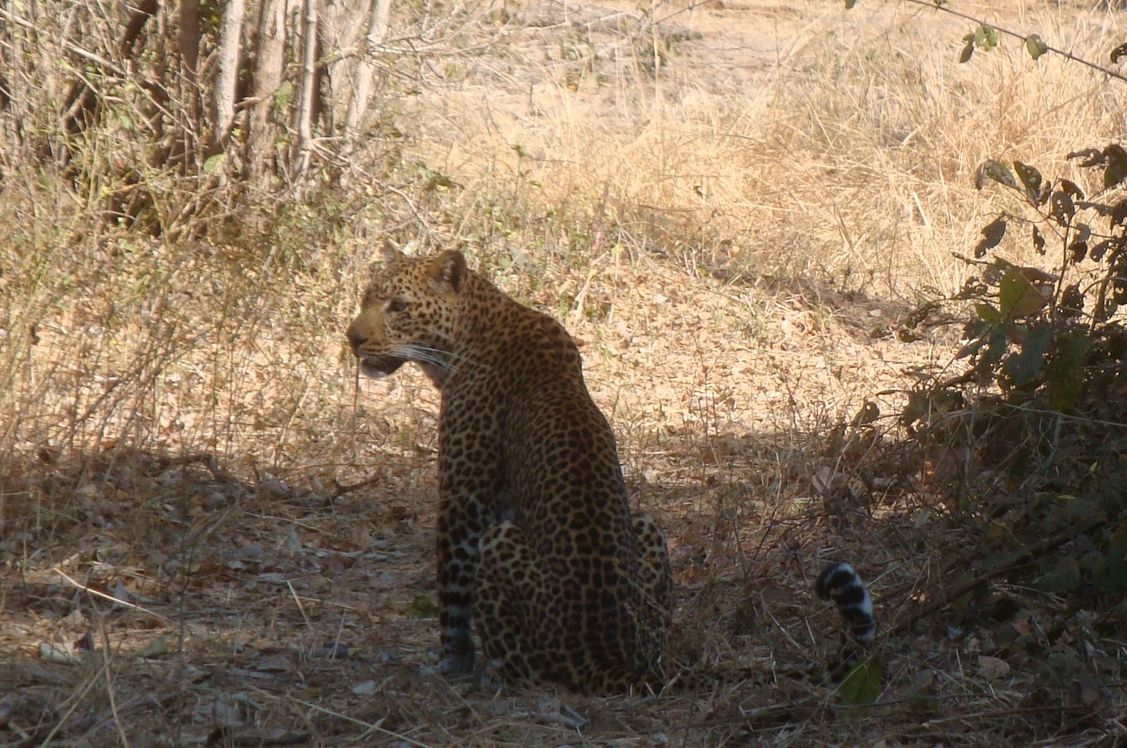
[[329, 473, 384, 501], [160, 452, 236, 484], [888, 515, 1106, 635]]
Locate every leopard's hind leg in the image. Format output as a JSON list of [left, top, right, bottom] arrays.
[[473, 521, 546, 688], [632, 512, 672, 671]]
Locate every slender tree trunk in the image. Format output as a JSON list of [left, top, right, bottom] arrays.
[[174, 0, 202, 171], [317, 0, 368, 136], [292, 0, 319, 181], [211, 0, 245, 155], [343, 0, 391, 154], [0, 19, 26, 163], [244, 0, 286, 181]]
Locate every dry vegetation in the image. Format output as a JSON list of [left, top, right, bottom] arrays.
[[2, 0, 1126, 745]]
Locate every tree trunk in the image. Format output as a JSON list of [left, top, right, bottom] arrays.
[[211, 0, 245, 156], [342, 0, 391, 156], [317, 0, 370, 138], [244, 0, 287, 181], [174, 0, 202, 170], [291, 0, 319, 181]]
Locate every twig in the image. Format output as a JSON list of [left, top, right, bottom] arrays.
[[262, 692, 435, 748], [160, 452, 236, 484], [900, 0, 1127, 84], [889, 516, 1106, 634], [36, 659, 112, 746], [51, 569, 173, 624], [94, 612, 130, 748], [0, 8, 127, 77], [330, 473, 384, 500], [205, 727, 312, 746], [285, 580, 314, 636]]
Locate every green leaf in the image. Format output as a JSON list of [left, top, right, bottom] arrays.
[[274, 80, 294, 109], [959, 37, 975, 64], [981, 326, 1009, 369], [974, 25, 999, 50], [976, 160, 1017, 190], [203, 153, 226, 174], [1104, 144, 1127, 190], [1050, 189, 1076, 224], [408, 595, 439, 618], [1013, 161, 1042, 202], [1058, 178, 1086, 202], [837, 657, 882, 706], [1004, 323, 1049, 386], [1025, 34, 1049, 60], [1047, 334, 1088, 410], [845, 0, 858, 8], [975, 302, 1001, 324], [1032, 225, 1045, 254], [1059, 283, 1085, 318], [998, 267, 1046, 320]]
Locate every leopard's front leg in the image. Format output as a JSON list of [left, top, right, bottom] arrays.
[[432, 381, 502, 676], [435, 496, 489, 675]]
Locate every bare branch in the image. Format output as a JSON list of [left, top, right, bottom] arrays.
[[0, 7, 125, 76]]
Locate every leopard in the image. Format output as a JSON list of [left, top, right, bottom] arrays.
[[346, 245, 876, 694]]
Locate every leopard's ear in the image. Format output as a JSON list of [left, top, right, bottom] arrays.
[[380, 238, 403, 265], [429, 250, 466, 294]]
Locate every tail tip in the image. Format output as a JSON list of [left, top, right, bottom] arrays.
[[815, 561, 875, 645]]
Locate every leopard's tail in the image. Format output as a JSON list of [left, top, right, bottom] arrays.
[[814, 562, 875, 678]]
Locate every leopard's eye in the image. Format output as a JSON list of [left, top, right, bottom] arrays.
[[386, 297, 409, 313]]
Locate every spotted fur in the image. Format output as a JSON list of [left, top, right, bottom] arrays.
[[347, 246, 671, 693]]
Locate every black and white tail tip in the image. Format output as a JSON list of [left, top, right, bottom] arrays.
[[815, 562, 875, 646]]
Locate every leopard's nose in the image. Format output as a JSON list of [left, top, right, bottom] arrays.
[[346, 325, 367, 353]]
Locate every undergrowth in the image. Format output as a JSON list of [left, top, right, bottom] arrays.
[[891, 144, 1127, 714]]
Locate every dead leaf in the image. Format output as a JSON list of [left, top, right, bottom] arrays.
[[254, 653, 293, 673], [256, 572, 288, 585], [138, 636, 170, 659], [978, 655, 1011, 681], [39, 642, 81, 665], [351, 680, 377, 695], [111, 579, 134, 604]]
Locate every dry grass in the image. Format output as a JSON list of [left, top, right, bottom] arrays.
[[2, 0, 1126, 744]]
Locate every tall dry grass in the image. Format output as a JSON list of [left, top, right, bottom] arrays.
[[400, 0, 1125, 299], [2, 0, 1123, 479]]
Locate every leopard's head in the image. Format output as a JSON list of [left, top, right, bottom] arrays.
[[346, 244, 467, 384]]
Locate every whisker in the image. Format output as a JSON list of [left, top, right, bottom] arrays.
[[390, 344, 470, 377], [407, 343, 483, 370]]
